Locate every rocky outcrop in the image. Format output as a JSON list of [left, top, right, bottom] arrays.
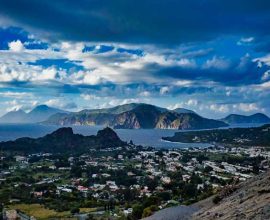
[[0, 127, 126, 153], [192, 170, 270, 220]]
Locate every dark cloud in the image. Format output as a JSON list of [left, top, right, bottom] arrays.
[[150, 56, 268, 86], [1, 0, 270, 45]]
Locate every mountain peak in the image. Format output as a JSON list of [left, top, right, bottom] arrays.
[[11, 109, 26, 113], [33, 104, 50, 110], [0, 109, 27, 123], [172, 107, 195, 114], [97, 127, 120, 140], [49, 127, 74, 137]]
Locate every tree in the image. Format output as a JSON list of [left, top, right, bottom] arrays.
[[132, 204, 144, 219], [142, 205, 158, 218], [70, 207, 80, 214]]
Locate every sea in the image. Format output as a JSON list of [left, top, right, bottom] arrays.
[[0, 123, 264, 149]]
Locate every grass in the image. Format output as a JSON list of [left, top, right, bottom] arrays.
[[79, 207, 97, 213], [8, 204, 74, 220]]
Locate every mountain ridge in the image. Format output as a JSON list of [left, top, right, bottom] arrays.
[[0, 105, 68, 124], [221, 113, 270, 124], [162, 124, 270, 146], [44, 103, 228, 130]]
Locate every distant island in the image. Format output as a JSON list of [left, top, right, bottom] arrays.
[[162, 124, 270, 146], [221, 113, 270, 124], [1, 103, 270, 131], [43, 103, 228, 130], [0, 105, 67, 123]]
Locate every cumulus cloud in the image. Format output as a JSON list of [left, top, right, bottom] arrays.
[[160, 86, 170, 95], [44, 98, 77, 110], [139, 91, 151, 97], [80, 94, 101, 101], [8, 40, 24, 52], [233, 103, 259, 112], [237, 37, 254, 45], [209, 104, 229, 113], [203, 56, 230, 69], [167, 99, 198, 110]]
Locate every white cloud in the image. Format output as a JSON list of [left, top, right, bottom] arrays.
[[262, 70, 270, 81], [8, 40, 24, 52], [203, 56, 230, 69], [96, 98, 142, 109], [139, 91, 151, 97], [0, 91, 33, 98], [237, 37, 254, 45], [167, 99, 198, 110], [233, 103, 259, 112], [44, 98, 77, 109], [80, 94, 101, 101], [253, 54, 270, 66], [186, 99, 198, 106], [209, 104, 229, 113], [160, 86, 169, 95], [174, 80, 192, 87]]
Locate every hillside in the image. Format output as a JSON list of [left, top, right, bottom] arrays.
[[44, 103, 228, 130], [142, 170, 270, 220], [221, 113, 270, 124], [163, 124, 270, 146], [0, 127, 126, 153], [192, 170, 270, 220]]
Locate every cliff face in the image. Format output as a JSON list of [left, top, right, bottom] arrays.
[[112, 112, 141, 129], [44, 103, 228, 130], [155, 112, 183, 129], [112, 104, 160, 129]]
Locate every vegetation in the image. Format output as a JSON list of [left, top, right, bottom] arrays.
[[163, 124, 270, 146]]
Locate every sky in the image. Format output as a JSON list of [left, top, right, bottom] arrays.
[[0, 0, 270, 118]]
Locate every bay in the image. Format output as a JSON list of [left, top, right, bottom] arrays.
[[0, 123, 264, 149], [0, 124, 209, 149]]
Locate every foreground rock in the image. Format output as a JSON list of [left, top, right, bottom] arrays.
[[192, 170, 270, 220], [142, 205, 198, 220]]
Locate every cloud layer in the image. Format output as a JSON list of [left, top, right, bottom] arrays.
[[1, 0, 270, 44], [0, 1, 270, 118]]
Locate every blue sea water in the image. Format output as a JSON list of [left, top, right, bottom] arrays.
[[0, 124, 210, 148], [0, 123, 264, 148]]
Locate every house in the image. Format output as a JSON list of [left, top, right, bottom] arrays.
[[161, 176, 171, 184], [123, 208, 133, 216]]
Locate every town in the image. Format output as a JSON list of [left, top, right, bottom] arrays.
[[0, 143, 269, 220]]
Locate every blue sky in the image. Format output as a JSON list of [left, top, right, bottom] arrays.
[[0, 0, 270, 118]]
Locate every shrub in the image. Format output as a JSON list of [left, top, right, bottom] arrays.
[[70, 207, 80, 214], [212, 195, 222, 204]]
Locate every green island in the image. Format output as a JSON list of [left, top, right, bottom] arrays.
[[162, 124, 270, 146]]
